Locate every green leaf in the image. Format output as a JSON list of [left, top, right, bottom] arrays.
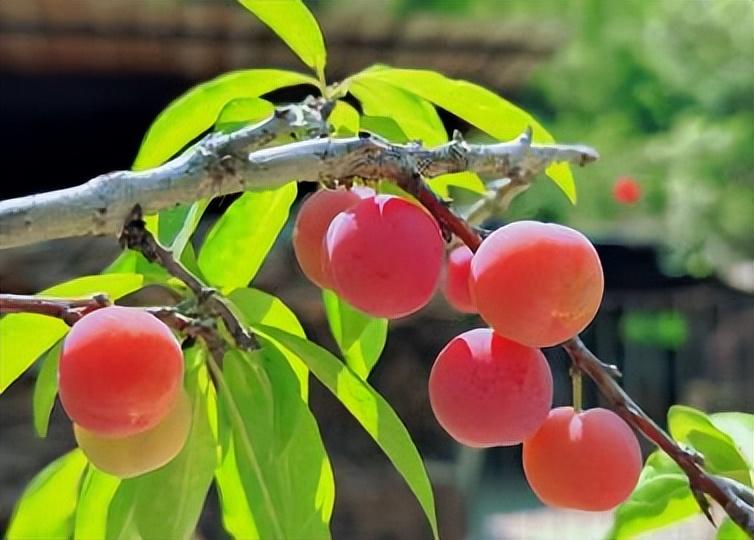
[[237, 0, 326, 78], [217, 348, 334, 539], [228, 287, 309, 399], [710, 412, 754, 468], [198, 182, 297, 293], [717, 518, 750, 540], [668, 405, 751, 486], [360, 115, 409, 142], [215, 97, 275, 132], [329, 100, 360, 136], [158, 199, 210, 257], [610, 473, 699, 539], [216, 443, 260, 540], [74, 468, 121, 540], [253, 325, 439, 540], [322, 289, 387, 379], [0, 273, 144, 393], [32, 341, 62, 437], [427, 171, 486, 199], [132, 69, 317, 170], [350, 78, 446, 147], [7, 450, 88, 540], [104, 251, 171, 285], [356, 67, 576, 202], [128, 352, 217, 540]]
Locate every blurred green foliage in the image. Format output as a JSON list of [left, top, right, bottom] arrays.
[[393, 0, 754, 278], [621, 310, 689, 350]]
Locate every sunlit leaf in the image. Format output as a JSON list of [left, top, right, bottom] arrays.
[[215, 97, 275, 133], [158, 199, 210, 259], [254, 325, 439, 540], [350, 78, 446, 146], [7, 450, 88, 540], [198, 182, 297, 293], [228, 287, 308, 397], [322, 289, 387, 379], [668, 405, 751, 486], [74, 468, 121, 540], [0, 273, 144, 393], [32, 341, 62, 437], [216, 443, 260, 540], [610, 473, 699, 539], [238, 0, 326, 78], [355, 67, 576, 202], [217, 348, 333, 539], [427, 171, 486, 199], [133, 69, 317, 171], [329, 100, 360, 136], [710, 412, 754, 468]]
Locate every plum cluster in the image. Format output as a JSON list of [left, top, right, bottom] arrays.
[[436, 221, 641, 511], [294, 190, 642, 512], [58, 306, 189, 478]]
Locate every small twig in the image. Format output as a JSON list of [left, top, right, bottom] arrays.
[[119, 206, 257, 351], [0, 293, 110, 325]]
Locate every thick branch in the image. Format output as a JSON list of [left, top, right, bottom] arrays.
[[0, 121, 596, 249]]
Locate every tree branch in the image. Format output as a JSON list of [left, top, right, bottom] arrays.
[[0, 116, 596, 249]]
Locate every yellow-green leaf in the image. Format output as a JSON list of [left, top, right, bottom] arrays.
[[238, 0, 326, 78], [356, 67, 576, 202]]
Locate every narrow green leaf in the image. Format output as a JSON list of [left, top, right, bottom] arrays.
[[128, 354, 217, 540], [216, 443, 260, 540], [74, 468, 121, 540], [427, 171, 486, 199], [329, 100, 360, 136], [716, 518, 750, 540], [322, 289, 387, 379], [217, 347, 334, 539], [0, 273, 144, 393], [228, 287, 309, 398], [668, 405, 751, 486], [710, 412, 754, 468], [215, 97, 275, 132], [356, 67, 576, 202], [198, 182, 297, 293], [32, 341, 62, 437], [237, 0, 326, 78], [133, 69, 317, 170], [350, 78, 446, 146], [253, 325, 439, 540], [7, 450, 88, 540]]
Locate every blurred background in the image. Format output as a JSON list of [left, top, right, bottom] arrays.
[[1, 1, 752, 539]]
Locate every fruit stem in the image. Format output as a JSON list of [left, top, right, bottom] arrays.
[[570, 366, 583, 413]]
